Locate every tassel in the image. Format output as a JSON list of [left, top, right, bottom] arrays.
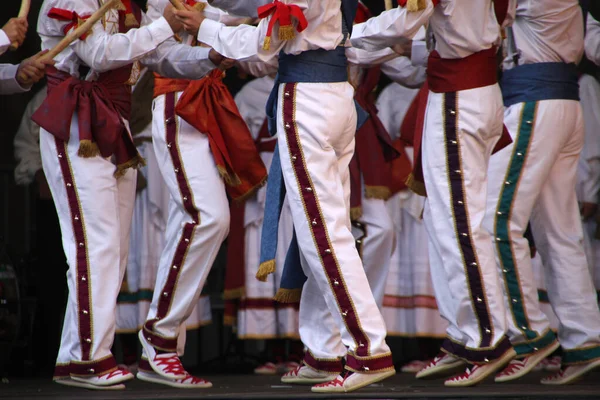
[[274, 288, 302, 303], [365, 186, 392, 200], [278, 25, 296, 41], [255, 259, 276, 282], [233, 175, 268, 204], [405, 173, 427, 197], [407, 0, 427, 12], [124, 13, 139, 27], [263, 36, 272, 50], [350, 207, 362, 221], [217, 166, 242, 187], [223, 315, 236, 326], [112, 0, 127, 11], [223, 287, 245, 300], [77, 140, 101, 158], [114, 155, 147, 178], [193, 2, 207, 11]]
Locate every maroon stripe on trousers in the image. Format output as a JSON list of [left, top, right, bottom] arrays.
[[143, 92, 200, 352], [303, 350, 343, 373], [55, 138, 93, 361], [282, 83, 370, 357], [69, 355, 118, 377], [346, 353, 395, 373]]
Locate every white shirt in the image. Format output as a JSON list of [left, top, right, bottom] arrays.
[[503, 0, 583, 70], [381, 56, 426, 89], [352, 0, 507, 60], [0, 64, 29, 94], [0, 29, 10, 55], [38, 0, 216, 81], [585, 14, 600, 67], [208, 0, 270, 18]]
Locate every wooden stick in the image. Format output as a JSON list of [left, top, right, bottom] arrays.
[[9, 0, 31, 51], [168, 0, 186, 11], [385, 0, 393, 11]]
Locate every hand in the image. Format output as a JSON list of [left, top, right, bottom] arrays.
[[208, 48, 234, 69], [163, 4, 183, 33], [3, 17, 28, 47], [581, 202, 598, 221], [16, 50, 55, 87], [175, 4, 206, 38], [392, 39, 413, 57]]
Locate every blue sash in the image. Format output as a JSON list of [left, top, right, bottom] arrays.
[[501, 62, 580, 107]]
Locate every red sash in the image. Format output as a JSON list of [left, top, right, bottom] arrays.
[[154, 71, 268, 202]]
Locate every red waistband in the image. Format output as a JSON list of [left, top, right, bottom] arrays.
[[427, 47, 499, 93]]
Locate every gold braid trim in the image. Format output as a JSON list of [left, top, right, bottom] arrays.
[[365, 185, 392, 200], [274, 288, 302, 304], [77, 140, 101, 158], [350, 206, 363, 221], [233, 175, 268, 204], [405, 173, 427, 197], [114, 155, 146, 178], [255, 259, 276, 282], [223, 287, 245, 300]]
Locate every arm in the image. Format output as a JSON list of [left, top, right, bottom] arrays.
[[350, 4, 433, 51], [0, 64, 28, 95], [236, 60, 278, 77], [1, 17, 28, 55], [14, 88, 47, 186], [380, 56, 426, 88], [207, 0, 271, 18], [0, 30, 10, 55], [346, 46, 399, 67], [586, 14, 600, 66]]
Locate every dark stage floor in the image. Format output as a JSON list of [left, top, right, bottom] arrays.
[[1, 372, 600, 400]]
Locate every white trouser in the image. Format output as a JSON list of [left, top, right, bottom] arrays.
[[278, 82, 392, 374], [485, 100, 600, 365], [41, 117, 136, 378], [422, 84, 511, 363], [142, 92, 230, 352], [357, 196, 394, 309]]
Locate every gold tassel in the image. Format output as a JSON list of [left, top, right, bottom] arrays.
[[274, 288, 302, 303], [233, 175, 268, 204], [112, 0, 126, 11], [405, 173, 427, 197], [278, 25, 296, 41], [255, 259, 276, 282], [77, 140, 101, 158], [223, 315, 236, 326], [125, 13, 139, 28], [193, 2, 207, 12], [114, 155, 147, 178], [263, 36, 272, 51], [406, 0, 427, 12], [223, 287, 245, 300], [365, 186, 392, 200], [217, 165, 242, 187], [350, 207, 362, 221]]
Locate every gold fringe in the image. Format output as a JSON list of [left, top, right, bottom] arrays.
[[223, 287, 245, 300], [405, 173, 427, 197], [365, 185, 392, 200], [194, 2, 207, 11], [407, 0, 427, 12], [255, 259, 276, 282], [278, 25, 296, 41], [263, 36, 272, 51], [77, 140, 101, 158], [223, 315, 236, 326], [114, 155, 147, 179], [112, 0, 126, 11], [233, 175, 268, 204], [350, 207, 362, 221], [274, 288, 302, 303], [124, 13, 139, 28], [217, 165, 242, 187]]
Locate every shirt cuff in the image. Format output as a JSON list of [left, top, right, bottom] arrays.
[[198, 18, 223, 48], [0, 29, 10, 56], [411, 40, 428, 66], [1, 64, 30, 94], [147, 17, 175, 45]]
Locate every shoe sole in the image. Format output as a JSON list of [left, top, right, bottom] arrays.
[[311, 370, 396, 393], [541, 358, 600, 385], [416, 360, 466, 379], [281, 375, 339, 384], [138, 330, 187, 380], [495, 341, 560, 383], [54, 379, 126, 390], [445, 348, 517, 387], [137, 371, 212, 389]]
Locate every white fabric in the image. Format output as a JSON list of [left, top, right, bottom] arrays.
[[0, 29, 10, 55], [144, 93, 229, 341], [380, 56, 426, 89], [585, 13, 600, 66], [0, 63, 28, 94], [531, 254, 559, 331], [503, 0, 583, 70], [208, 0, 270, 18], [14, 87, 47, 185], [277, 81, 391, 360], [38, 0, 215, 80]]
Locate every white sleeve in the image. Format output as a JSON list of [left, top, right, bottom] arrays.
[[586, 14, 600, 67], [581, 159, 600, 204], [346, 46, 399, 67], [350, 4, 433, 51], [14, 88, 47, 185], [0, 64, 29, 94], [380, 56, 426, 88], [143, 44, 217, 79], [0, 29, 10, 56], [208, 0, 270, 18], [236, 60, 279, 77]]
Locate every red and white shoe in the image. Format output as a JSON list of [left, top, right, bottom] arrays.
[[311, 368, 396, 393], [279, 361, 301, 373], [137, 370, 212, 389], [254, 362, 278, 375], [281, 365, 339, 384], [401, 360, 429, 374], [445, 348, 516, 387], [541, 356, 562, 372], [495, 341, 560, 382], [55, 377, 126, 390], [541, 358, 600, 385], [69, 367, 134, 388], [415, 353, 466, 379], [139, 330, 187, 380]]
